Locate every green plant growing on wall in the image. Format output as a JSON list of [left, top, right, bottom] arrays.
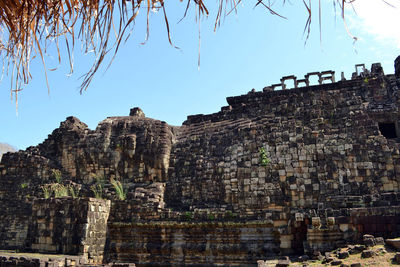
[[52, 169, 62, 183], [20, 182, 28, 189], [115, 143, 123, 152], [53, 184, 69, 198], [41, 185, 52, 199], [110, 178, 126, 200], [91, 175, 105, 199], [184, 211, 193, 221], [91, 184, 103, 199], [68, 185, 80, 198], [207, 214, 215, 221], [259, 147, 270, 166], [225, 210, 237, 220]]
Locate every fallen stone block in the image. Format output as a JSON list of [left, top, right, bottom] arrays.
[[311, 251, 322, 260], [376, 247, 387, 254], [322, 257, 334, 264], [276, 257, 290, 267], [257, 260, 267, 267], [386, 238, 400, 250], [375, 237, 385, 245], [361, 250, 375, 258], [331, 260, 342, 266], [298, 255, 310, 262], [338, 251, 349, 259], [394, 253, 400, 264], [349, 245, 366, 254], [363, 234, 375, 247], [363, 237, 375, 247]]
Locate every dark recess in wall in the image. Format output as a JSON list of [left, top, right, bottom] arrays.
[[378, 122, 397, 139]]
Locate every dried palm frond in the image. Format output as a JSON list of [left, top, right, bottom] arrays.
[[0, 0, 356, 101]]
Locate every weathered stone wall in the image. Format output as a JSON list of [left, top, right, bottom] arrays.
[[0, 157, 36, 250], [0, 111, 176, 256], [0, 253, 134, 267], [167, 75, 400, 218], [0, 254, 84, 267], [0, 111, 176, 189], [108, 182, 166, 222], [304, 204, 400, 253], [27, 197, 110, 264], [106, 222, 279, 266], [48, 114, 176, 184], [1, 60, 400, 264], [0, 199, 31, 250]]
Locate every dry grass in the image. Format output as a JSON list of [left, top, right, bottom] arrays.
[[0, 0, 357, 102]]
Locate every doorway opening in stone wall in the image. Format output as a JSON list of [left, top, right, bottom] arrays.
[[292, 221, 308, 254], [378, 122, 398, 139]]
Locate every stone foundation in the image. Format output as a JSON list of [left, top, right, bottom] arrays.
[[106, 222, 279, 266], [27, 197, 110, 264]]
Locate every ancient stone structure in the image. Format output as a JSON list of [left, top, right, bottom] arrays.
[[1, 57, 400, 266], [107, 221, 278, 266], [28, 198, 110, 263]]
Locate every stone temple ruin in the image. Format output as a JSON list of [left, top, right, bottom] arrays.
[[1, 56, 400, 266]]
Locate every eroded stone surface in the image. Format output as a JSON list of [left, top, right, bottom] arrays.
[[1, 59, 400, 265]]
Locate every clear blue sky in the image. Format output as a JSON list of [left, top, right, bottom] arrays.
[[1, 0, 399, 150]]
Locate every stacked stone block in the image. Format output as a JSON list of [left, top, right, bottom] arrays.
[[1, 60, 400, 264], [0, 198, 31, 250], [109, 182, 165, 222], [106, 222, 278, 266], [167, 76, 400, 218], [28, 197, 110, 264], [0, 113, 176, 188]]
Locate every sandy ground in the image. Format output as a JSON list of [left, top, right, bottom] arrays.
[[261, 244, 400, 267]]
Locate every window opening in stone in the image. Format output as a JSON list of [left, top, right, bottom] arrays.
[[308, 75, 319, 86], [355, 64, 366, 76], [378, 122, 397, 139], [285, 79, 296, 89]]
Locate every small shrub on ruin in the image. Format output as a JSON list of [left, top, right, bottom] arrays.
[[68, 184, 80, 198], [110, 178, 126, 200], [53, 184, 69, 198], [90, 175, 105, 199], [259, 147, 270, 166], [41, 185, 52, 199], [20, 182, 28, 189], [225, 211, 237, 220], [184, 211, 193, 221], [52, 169, 62, 183], [115, 143, 123, 151], [91, 184, 103, 199]]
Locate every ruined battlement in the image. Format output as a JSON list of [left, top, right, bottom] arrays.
[[1, 57, 400, 266], [184, 62, 396, 126]]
